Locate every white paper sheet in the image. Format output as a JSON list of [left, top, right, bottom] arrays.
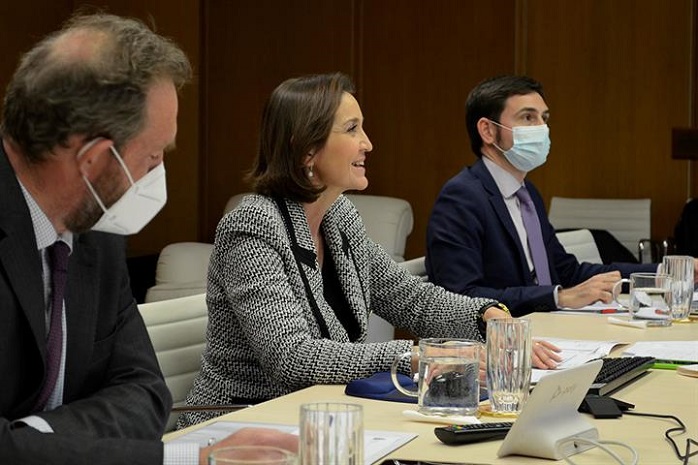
[[554, 300, 627, 315], [531, 337, 627, 382], [623, 341, 698, 363], [168, 420, 417, 465]]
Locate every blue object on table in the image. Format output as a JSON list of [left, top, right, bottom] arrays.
[[344, 372, 418, 403]]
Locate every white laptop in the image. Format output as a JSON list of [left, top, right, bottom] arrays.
[[498, 359, 603, 460]]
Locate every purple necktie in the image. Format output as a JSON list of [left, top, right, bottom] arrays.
[[34, 241, 70, 412], [515, 187, 551, 286]]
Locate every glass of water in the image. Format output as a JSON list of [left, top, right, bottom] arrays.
[[613, 272, 673, 326], [661, 255, 694, 322]]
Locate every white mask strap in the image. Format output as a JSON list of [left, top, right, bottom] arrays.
[[78, 137, 136, 213], [108, 145, 136, 186]]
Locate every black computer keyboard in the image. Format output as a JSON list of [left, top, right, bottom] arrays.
[[588, 356, 656, 396]]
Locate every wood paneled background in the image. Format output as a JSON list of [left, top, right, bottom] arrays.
[[1, 0, 696, 261]]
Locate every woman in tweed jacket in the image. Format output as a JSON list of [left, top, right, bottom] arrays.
[[179, 73, 559, 428]]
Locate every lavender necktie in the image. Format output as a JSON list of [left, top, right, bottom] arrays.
[[515, 187, 551, 286], [34, 241, 70, 412]]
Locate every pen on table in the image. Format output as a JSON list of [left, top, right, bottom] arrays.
[[596, 308, 621, 314]]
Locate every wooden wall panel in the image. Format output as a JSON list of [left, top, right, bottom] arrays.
[[73, 0, 202, 256], [200, 0, 358, 242], [4, 0, 698, 260], [359, 0, 517, 259], [521, 0, 694, 243], [0, 1, 201, 257], [0, 3, 72, 87]]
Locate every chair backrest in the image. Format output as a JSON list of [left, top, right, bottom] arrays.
[[548, 197, 651, 261], [400, 255, 427, 281], [225, 192, 414, 262], [144, 242, 213, 302], [138, 293, 208, 431], [146, 193, 414, 341], [345, 194, 413, 262], [554, 229, 603, 264], [224, 193, 248, 215], [346, 194, 413, 343]]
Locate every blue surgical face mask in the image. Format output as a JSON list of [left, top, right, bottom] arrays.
[[489, 120, 551, 172]]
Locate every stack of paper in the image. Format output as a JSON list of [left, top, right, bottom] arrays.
[[531, 338, 627, 382], [623, 341, 698, 363], [168, 420, 417, 465]]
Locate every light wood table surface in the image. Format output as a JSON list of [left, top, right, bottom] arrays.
[[166, 312, 698, 464]]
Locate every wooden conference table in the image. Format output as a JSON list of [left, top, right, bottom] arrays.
[[165, 312, 698, 464]]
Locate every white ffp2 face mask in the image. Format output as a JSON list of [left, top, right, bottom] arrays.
[[491, 121, 551, 173], [79, 140, 167, 235]]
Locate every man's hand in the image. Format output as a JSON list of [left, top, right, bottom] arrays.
[[557, 271, 621, 309], [199, 427, 299, 465]]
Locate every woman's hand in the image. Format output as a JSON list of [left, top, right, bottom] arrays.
[[532, 339, 562, 369], [482, 305, 510, 321]]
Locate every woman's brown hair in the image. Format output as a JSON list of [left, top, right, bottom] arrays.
[[247, 72, 355, 202]]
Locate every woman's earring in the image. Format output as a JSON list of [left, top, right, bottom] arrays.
[[307, 165, 314, 178]]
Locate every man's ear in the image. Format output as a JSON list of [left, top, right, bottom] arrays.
[[75, 137, 113, 179], [477, 117, 496, 145]]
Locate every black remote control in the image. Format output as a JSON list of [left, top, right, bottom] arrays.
[[434, 422, 514, 445]]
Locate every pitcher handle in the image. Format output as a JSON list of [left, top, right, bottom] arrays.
[[390, 351, 418, 397], [612, 278, 631, 310]]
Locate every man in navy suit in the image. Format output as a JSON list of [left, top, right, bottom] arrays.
[[0, 12, 296, 465], [426, 75, 657, 316]]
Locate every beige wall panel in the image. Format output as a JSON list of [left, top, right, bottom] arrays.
[[359, 0, 516, 259], [522, 0, 694, 243]]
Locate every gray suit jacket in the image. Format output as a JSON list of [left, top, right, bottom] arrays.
[[179, 194, 495, 427], [0, 142, 170, 464]]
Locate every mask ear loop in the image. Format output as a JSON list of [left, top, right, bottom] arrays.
[[77, 137, 135, 213], [486, 119, 510, 154], [107, 145, 136, 186], [77, 138, 108, 213]]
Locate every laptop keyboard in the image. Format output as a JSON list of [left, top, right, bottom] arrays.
[[588, 356, 656, 396]]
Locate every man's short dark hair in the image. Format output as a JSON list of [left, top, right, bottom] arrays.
[[465, 75, 545, 158]]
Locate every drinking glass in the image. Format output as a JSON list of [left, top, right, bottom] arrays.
[[208, 446, 297, 465], [299, 402, 363, 465], [661, 255, 694, 321], [486, 318, 532, 416], [391, 338, 482, 416], [612, 272, 673, 326]]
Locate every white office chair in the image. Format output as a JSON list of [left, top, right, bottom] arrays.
[[144, 242, 213, 303], [548, 197, 651, 261], [400, 255, 427, 281], [138, 293, 208, 431], [555, 229, 603, 264], [225, 194, 414, 262], [139, 293, 250, 431], [147, 193, 415, 342], [345, 194, 414, 342], [344, 194, 413, 262]]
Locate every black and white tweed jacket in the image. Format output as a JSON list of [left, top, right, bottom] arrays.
[[178, 194, 495, 427]]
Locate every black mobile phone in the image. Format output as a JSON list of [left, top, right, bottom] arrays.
[[378, 461, 486, 465]]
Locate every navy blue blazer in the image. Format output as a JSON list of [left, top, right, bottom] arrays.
[[426, 159, 655, 316]]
